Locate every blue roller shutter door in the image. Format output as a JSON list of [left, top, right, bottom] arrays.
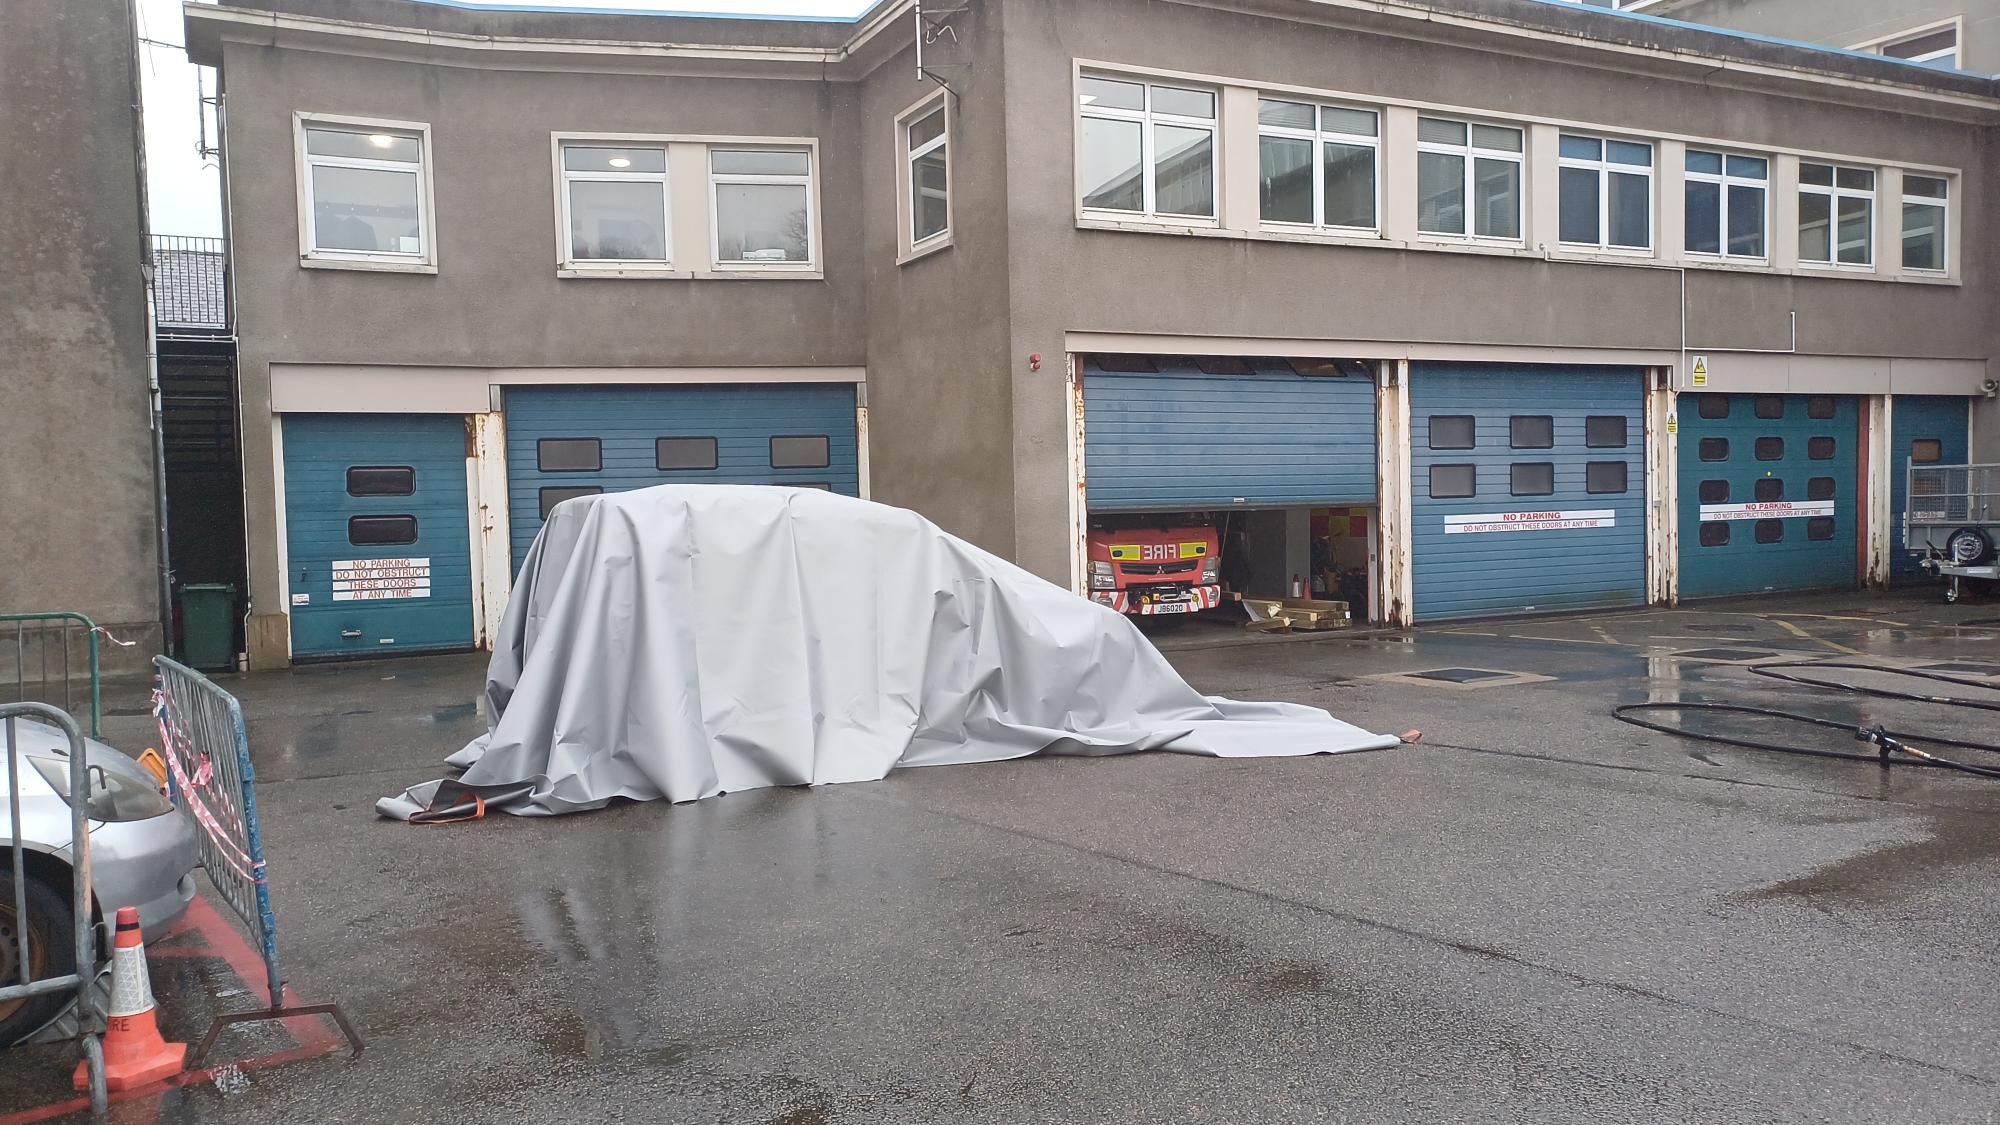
[[504, 384, 860, 567], [1410, 364, 1647, 621], [282, 414, 476, 659], [1083, 358, 1377, 510], [1677, 393, 1859, 599], [1891, 395, 1970, 582]]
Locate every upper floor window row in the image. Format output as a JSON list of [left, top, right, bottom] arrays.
[[1078, 76, 1217, 220]]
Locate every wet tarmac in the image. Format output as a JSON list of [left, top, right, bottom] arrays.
[[5, 590, 1999, 1122]]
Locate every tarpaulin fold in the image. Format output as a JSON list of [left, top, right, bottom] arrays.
[[377, 486, 1397, 819]]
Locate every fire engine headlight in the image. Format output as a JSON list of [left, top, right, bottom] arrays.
[[1201, 557, 1220, 583], [1091, 573, 1116, 590]]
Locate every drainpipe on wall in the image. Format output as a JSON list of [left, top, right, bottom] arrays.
[[128, 0, 174, 654]]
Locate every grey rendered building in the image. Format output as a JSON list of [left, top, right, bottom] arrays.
[[1578, 2, 1997, 72], [186, 0, 2000, 667]]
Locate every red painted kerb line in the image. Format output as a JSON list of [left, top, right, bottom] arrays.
[[0, 897, 347, 1125]]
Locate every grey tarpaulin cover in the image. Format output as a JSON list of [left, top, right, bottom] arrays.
[[377, 486, 1397, 819]]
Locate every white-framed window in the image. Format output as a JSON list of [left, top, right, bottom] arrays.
[[1855, 21, 1959, 69], [1799, 162, 1875, 268], [1557, 134, 1653, 251], [1077, 74, 1217, 221], [1256, 98, 1379, 233], [1901, 174, 1948, 273], [1683, 149, 1768, 260], [295, 114, 434, 267], [556, 141, 671, 269], [1416, 116, 1522, 242], [899, 93, 951, 255], [708, 147, 817, 269]]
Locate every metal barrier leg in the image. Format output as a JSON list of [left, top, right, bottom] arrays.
[[191, 1000, 365, 1067]]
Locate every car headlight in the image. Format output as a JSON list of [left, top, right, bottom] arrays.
[[29, 758, 175, 822]]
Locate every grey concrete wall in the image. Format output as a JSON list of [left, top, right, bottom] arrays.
[[1652, 0, 2000, 74], [858, 33, 1020, 558], [995, 0, 1998, 580], [0, 0, 163, 654]]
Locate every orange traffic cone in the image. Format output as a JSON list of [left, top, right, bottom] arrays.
[[74, 907, 187, 1091]]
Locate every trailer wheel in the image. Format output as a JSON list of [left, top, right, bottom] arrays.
[[1946, 527, 1994, 566]]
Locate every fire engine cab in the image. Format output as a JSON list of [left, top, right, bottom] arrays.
[[1085, 519, 1223, 616]]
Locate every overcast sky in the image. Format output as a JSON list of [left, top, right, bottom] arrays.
[[138, 0, 875, 238]]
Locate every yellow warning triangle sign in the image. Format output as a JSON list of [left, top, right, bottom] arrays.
[[1691, 356, 1708, 375]]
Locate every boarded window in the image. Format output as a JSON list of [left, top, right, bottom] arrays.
[[1510, 462, 1555, 496], [348, 515, 417, 546], [539, 486, 602, 519], [1699, 437, 1729, 461], [1585, 461, 1627, 494], [1806, 396, 1836, 420], [1696, 395, 1730, 419], [1585, 415, 1628, 448], [1754, 519, 1784, 544], [1807, 476, 1836, 501], [1699, 522, 1729, 547], [1753, 395, 1785, 420], [1510, 416, 1554, 449], [1754, 478, 1784, 502], [1754, 437, 1784, 461], [1807, 517, 1835, 540], [1698, 479, 1729, 504], [346, 466, 414, 496], [538, 438, 602, 472], [1807, 436, 1836, 460], [1429, 464, 1475, 499], [1911, 439, 1943, 464], [656, 437, 719, 471], [770, 435, 830, 469], [1428, 415, 1475, 450]]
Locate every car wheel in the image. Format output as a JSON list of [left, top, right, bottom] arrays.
[[1946, 527, 1995, 566], [0, 875, 77, 1045]]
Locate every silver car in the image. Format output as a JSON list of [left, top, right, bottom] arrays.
[[2, 718, 199, 1043]]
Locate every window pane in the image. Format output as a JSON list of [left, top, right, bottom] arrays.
[[1699, 522, 1730, 547], [1800, 163, 1834, 187], [1322, 141, 1375, 229], [1699, 437, 1729, 461], [1835, 166, 1875, 191], [913, 144, 949, 242], [1698, 479, 1729, 504], [310, 166, 421, 253], [771, 435, 830, 469], [1696, 394, 1729, 419], [711, 149, 810, 176], [1510, 463, 1555, 496], [1798, 192, 1831, 262], [715, 183, 811, 263], [1903, 202, 1944, 271], [1726, 155, 1768, 179], [1754, 519, 1784, 544], [1836, 195, 1872, 265], [1153, 125, 1214, 217], [1727, 184, 1765, 256], [1753, 395, 1784, 419], [1429, 464, 1476, 499], [1510, 415, 1554, 449], [1904, 175, 1947, 199], [1806, 396, 1836, 419], [1754, 436, 1784, 460], [1807, 517, 1836, 541], [1258, 98, 1314, 129], [562, 145, 665, 173], [1585, 415, 1628, 448], [1883, 28, 1957, 59], [1473, 157, 1520, 239], [1911, 438, 1943, 464], [1684, 181, 1721, 254], [1606, 140, 1651, 167], [1321, 107, 1377, 137], [1428, 415, 1475, 449], [1151, 85, 1214, 119], [1259, 136, 1314, 224], [348, 515, 417, 546], [1079, 76, 1144, 111], [656, 437, 718, 470], [908, 107, 945, 149], [1685, 150, 1723, 175], [1754, 478, 1784, 501], [1417, 117, 1466, 146], [1559, 166, 1599, 244], [1417, 151, 1465, 234], [1559, 134, 1601, 161], [568, 180, 666, 261], [306, 127, 420, 162], [539, 487, 601, 520], [538, 438, 601, 472], [1607, 170, 1650, 248], [1080, 117, 1144, 211], [347, 466, 414, 496], [1807, 477, 1835, 500], [1471, 124, 1522, 153], [1586, 461, 1627, 494], [1808, 436, 1836, 460]]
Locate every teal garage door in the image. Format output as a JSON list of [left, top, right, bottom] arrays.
[[1410, 364, 1647, 621], [1891, 395, 1971, 582], [1083, 356, 1377, 510], [504, 384, 860, 567], [1677, 392, 1859, 599], [282, 414, 476, 660]]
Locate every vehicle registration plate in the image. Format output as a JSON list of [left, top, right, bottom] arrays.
[[1149, 602, 1194, 615]]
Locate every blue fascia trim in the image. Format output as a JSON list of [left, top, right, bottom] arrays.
[[1514, 0, 1988, 78], [405, 0, 872, 22]]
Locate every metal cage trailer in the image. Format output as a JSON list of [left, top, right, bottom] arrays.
[[1905, 462, 2000, 603]]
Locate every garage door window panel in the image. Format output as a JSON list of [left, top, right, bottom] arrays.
[[1754, 478, 1784, 502], [656, 437, 719, 471], [1910, 438, 1943, 464], [1695, 395, 1730, 420], [348, 515, 418, 546], [1428, 415, 1475, 450], [1429, 464, 1476, 499], [559, 144, 670, 269], [1684, 150, 1767, 259], [1754, 437, 1784, 461], [1418, 117, 1522, 242], [1080, 76, 1216, 222], [771, 435, 830, 469], [299, 118, 432, 266], [710, 148, 816, 268], [1807, 517, 1836, 541], [1558, 134, 1653, 251], [1699, 438, 1729, 461], [1698, 480, 1729, 504], [539, 487, 602, 519], [1699, 522, 1729, 547], [1258, 99, 1378, 233], [346, 466, 415, 496], [537, 438, 602, 472], [1586, 461, 1627, 494], [1585, 416, 1627, 448], [1754, 519, 1784, 544], [1510, 463, 1555, 496], [1509, 416, 1554, 449], [1808, 437, 1836, 460], [1807, 477, 1835, 501]]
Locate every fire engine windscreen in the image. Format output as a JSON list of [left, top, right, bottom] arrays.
[[377, 486, 1398, 819]]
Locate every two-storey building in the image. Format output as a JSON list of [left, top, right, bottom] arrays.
[[186, 0, 2000, 667]]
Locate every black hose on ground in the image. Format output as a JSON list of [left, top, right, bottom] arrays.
[[1748, 660, 2000, 711]]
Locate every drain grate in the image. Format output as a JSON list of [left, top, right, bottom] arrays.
[[1408, 667, 1516, 684], [1680, 622, 1758, 634], [1673, 647, 1782, 663]]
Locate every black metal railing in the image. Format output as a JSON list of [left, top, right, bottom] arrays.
[[150, 234, 229, 330]]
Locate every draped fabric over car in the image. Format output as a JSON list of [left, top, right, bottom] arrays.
[[378, 486, 1396, 819]]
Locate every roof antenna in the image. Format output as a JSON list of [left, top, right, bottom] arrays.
[[914, 0, 971, 92]]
